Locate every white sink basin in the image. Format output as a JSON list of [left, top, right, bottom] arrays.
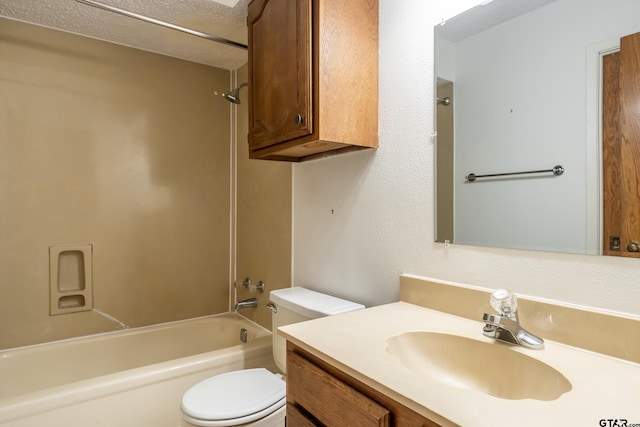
[[386, 331, 572, 401]]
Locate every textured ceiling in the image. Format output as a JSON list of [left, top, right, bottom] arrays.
[[436, 0, 558, 42], [2, 0, 561, 70], [0, 0, 249, 70]]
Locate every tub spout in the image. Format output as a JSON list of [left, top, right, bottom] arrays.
[[235, 297, 258, 311]]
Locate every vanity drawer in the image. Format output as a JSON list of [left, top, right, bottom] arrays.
[[286, 342, 442, 427], [286, 404, 322, 427], [287, 349, 390, 426]]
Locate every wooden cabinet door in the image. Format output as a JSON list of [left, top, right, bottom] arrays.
[[287, 350, 390, 426], [248, 0, 313, 151], [602, 31, 640, 258]]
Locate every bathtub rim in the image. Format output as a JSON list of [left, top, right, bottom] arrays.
[[0, 336, 274, 424], [0, 314, 275, 424], [0, 311, 270, 354]]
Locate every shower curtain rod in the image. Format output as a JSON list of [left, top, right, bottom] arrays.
[[74, 0, 248, 50]]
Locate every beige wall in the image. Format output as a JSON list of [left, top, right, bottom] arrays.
[[0, 18, 232, 349], [436, 82, 454, 243], [235, 64, 292, 330]]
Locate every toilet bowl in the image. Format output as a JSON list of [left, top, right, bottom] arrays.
[[180, 287, 364, 427]]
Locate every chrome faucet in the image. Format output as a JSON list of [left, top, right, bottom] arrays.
[[235, 297, 258, 311], [482, 289, 544, 350]]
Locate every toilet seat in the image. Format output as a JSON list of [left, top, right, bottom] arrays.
[[181, 368, 286, 427]]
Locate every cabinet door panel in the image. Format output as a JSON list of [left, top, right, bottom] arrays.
[[248, 0, 313, 150], [287, 350, 390, 426], [286, 404, 319, 426], [603, 32, 640, 258]]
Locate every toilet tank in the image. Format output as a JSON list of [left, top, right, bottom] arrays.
[[269, 287, 364, 373]]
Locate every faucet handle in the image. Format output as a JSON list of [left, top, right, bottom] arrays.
[[490, 289, 518, 317]]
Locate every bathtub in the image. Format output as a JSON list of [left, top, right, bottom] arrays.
[[0, 313, 277, 427]]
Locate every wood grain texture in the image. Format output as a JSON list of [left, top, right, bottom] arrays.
[[287, 350, 390, 426], [248, 0, 378, 161], [618, 32, 640, 257], [287, 343, 442, 427], [604, 32, 640, 258], [286, 404, 319, 426], [602, 52, 622, 256], [248, 0, 313, 149], [317, 0, 378, 147]]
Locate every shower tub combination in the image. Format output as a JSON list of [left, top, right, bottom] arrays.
[[0, 313, 275, 427]]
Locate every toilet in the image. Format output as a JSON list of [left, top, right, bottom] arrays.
[[180, 287, 364, 427]]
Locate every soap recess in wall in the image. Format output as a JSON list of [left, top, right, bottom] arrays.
[[49, 245, 93, 315]]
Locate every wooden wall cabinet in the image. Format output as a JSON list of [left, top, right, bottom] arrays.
[[247, 0, 378, 162], [286, 342, 441, 426]]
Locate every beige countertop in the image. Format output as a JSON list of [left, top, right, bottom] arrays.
[[279, 302, 640, 427]]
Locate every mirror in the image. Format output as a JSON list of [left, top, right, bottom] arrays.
[[434, 0, 640, 256]]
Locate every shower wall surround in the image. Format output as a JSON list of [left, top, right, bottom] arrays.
[[234, 65, 293, 331], [0, 18, 232, 349]]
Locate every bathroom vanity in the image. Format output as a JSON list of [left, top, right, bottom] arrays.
[[279, 276, 640, 426]]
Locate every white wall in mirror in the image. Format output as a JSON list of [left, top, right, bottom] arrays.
[[435, 0, 640, 254], [293, 0, 640, 318]]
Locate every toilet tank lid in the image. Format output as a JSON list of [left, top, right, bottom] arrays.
[[269, 287, 364, 318]]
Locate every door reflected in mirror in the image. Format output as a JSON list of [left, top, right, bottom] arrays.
[[434, 0, 640, 257]]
